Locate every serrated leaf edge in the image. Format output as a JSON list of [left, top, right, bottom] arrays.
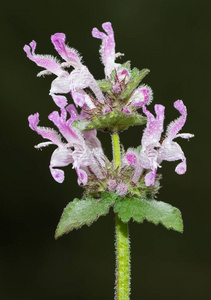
[[55, 193, 118, 239], [113, 198, 183, 233]]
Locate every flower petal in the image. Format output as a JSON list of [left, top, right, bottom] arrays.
[[66, 104, 78, 123], [166, 100, 187, 140], [51, 94, 68, 108], [69, 66, 105, 104], [83, 129, 100, 148], [132, 85, 153, 107], [51, 33, 82, 68], [50, 74, 71, 95], [28, 113, 62, 146], [159, 140, 184, 162], [158, 139, 188, 175], [125, 150, 138, 168], [175, 160, 187, 174], [158, 100, 194, 176], [48, 110, 84, 145], [75, 167, 88, 185], [23, 41, 65, 76], [50, 168, 65, 183], [132, 160, 144, 183], [50, 146, 73, 183], [92, 22, 116, 77], [71, 89, 87, 107], [141, 104, 165, 148], [145, 169, 157, 186]]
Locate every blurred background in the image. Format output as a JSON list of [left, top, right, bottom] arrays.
[[1, 0, 210, 299]]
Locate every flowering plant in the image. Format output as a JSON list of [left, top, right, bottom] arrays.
[[24, 22, 194, 300]]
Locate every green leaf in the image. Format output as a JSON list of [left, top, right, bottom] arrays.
[[72, 110, 147, 133], [114, 196, 183, 233], [121, 68, 150, 99], [55, 192, 118, 238]]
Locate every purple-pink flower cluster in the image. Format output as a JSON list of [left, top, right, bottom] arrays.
[[25, 22, 194, 196], [28, 95, 106, 185], [125, 100, 194, 186]]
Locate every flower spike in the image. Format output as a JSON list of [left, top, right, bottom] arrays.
[[25, 22, 194, 196]]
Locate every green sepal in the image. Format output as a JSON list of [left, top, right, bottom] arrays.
[[97, 79, 112, 93], [121, 68, 150, 99], [121, 61, 131, 70], [114, 196, 183, 233], [137, 145, 142, 154], [72, 118, 91, 132], [55, 192, 118, 238], [110, 68, 116, 82], [130, 67, 139, 80], [72, 110, 147, 133]]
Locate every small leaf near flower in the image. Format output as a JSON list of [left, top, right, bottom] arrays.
[[55, 192, 118, 238], [114, 196, 183, 233], [72, 110, 147, 133], [121, 68, 150, 99], [97, 79, 112, 93]]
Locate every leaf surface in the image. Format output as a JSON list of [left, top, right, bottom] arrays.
[[72, 110, 147, 133], [114, 196, 183, 233], [55, 192, 118, 238]]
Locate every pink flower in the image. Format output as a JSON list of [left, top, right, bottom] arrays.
[[158, 100, 194, 175], [28, 95, 106, 184], [51, 33, 83, 68], [92, 22, 116, 78], [126, 100, 194, 186], [123, 84, 153, 114], [24, 22, 153, 120], [24, 33, 105, 108], [23, 40, 66, 77], [132, 104, 165, 185], [125, 149, 138, 168], [116, 182, 128, 197]]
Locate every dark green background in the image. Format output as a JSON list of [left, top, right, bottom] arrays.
[[1, 0, 210, 299]]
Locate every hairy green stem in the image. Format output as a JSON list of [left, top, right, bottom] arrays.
[[112, 133, 131, 300], [112, 133, 121, 169], [115, 215, 130, 300]]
